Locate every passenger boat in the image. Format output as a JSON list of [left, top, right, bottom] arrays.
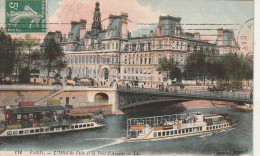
[[0, 104, 104, 137], [233, 103, 253, 112], [123, 112, 233, 142]]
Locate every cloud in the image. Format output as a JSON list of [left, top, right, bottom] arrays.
[[49, 0, 161, 35]]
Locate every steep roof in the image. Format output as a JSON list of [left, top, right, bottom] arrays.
[[154, 15, 182, 36], [69, 23, 80, 42]]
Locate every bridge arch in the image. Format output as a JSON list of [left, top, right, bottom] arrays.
[[94, 93, 109, 104]]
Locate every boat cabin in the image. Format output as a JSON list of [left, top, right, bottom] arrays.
[[4, 105, 65, 128]]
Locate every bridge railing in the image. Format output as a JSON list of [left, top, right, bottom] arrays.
[[117, 86, 252, 101]]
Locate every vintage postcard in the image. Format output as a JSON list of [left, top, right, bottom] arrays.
[[0, 0, 256, 155]]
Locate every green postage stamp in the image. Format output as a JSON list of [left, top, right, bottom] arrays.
[[5, 0, 47, 33]]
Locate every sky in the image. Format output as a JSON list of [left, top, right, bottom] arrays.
[[0, 0, 254, 51]]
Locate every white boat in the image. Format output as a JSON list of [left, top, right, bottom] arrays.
[[123, 112, 233, 142], [0, 105, 104, 137], [233, 103, 253, 112]]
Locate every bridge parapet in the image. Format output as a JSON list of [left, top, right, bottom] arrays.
[[117, 86, 253, 110]]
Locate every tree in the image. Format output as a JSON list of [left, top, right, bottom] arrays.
[[30, 49, 41, 72], [157, 57, 176, 80], [13, 37, 26, 83], [0, 31, 16, 83], [24, 34, 40, 69], [42, 39, 67, 83], [18, 67, 30, 83], [169, 66, 182, 82], [220, 52, 245, 82], [184, 51, 207, 85]]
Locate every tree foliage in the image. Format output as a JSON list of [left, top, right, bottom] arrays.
[[0, 31, 16, 81], [169, 66, 182, 82], [184, 51, 207, 83], [184, 51, 253, 85], [157, 57, 181, 79], [42, 39, 67, 78], [24, 34, 40, 69], [18, 67, 30, 83]]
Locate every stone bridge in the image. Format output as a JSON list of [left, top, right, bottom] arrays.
[[117, 87, 253, 110]]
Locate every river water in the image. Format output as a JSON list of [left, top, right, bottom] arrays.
[[0, 105, 253, 156]]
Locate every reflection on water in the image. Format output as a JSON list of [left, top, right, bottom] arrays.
[[0, 105, 253, 155]]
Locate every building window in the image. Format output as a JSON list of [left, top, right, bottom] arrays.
[[86, 56, 89, 64], [82, 56, 85, 63], [140, 58, 143, 64], [159, 40, 162, 49], [97, 56, 100, 63], [149, 58, 151, 64], [70, 56, 73, 64], [93, 56, 96, 63], [79, 55, 81, 64], [112, 58, 114, 63], [90, 56, 92, 63], [140, 44, 144, 51], [148, 43, 151, 51], [75, 56, 78, 64], [132, 44, 136, 51]]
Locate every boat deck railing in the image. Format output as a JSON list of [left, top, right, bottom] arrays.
[[127, 112, 202, 126], [5, 119, 94, 129]]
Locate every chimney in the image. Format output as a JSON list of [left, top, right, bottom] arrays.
[[71, 21, 78, 30], [194, 32, 200, 40], [150, 30, 154, 36], [80, 19, 87, 40], [217, 28, 224, 46], [109, 14, 116, 25], [121, 12, 128, 39]]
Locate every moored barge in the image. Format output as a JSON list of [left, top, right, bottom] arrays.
[[0, 104, 104, 137]]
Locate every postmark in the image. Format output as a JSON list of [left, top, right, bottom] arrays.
[[237, 18, 254, 55], [5, 0, 47, 33]]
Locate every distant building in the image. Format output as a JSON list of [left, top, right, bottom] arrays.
[[43, 2, 239, 84], [216, 28, 240, 55]]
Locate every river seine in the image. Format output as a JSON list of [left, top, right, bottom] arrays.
[[0, 106, 253, 155]]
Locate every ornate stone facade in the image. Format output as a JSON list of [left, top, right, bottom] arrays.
[[44, 2, 239, 83]]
